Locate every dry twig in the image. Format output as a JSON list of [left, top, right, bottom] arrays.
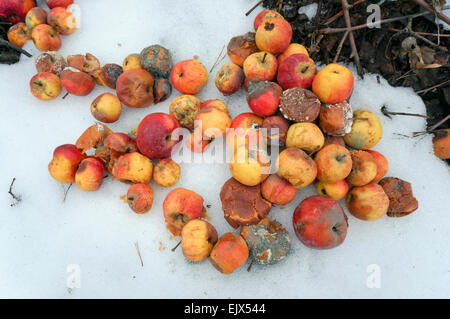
[[341, 0, 364, 78], [134, 242, 144, 267], [8, 178, 21, 207]]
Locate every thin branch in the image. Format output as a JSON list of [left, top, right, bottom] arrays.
[[62, 183, 73, 203], [341, 0, 364, 78], [333, 30, 349, 63], [325, 0, 365, 25], [171, 240, 181, 252], [388, 28, 450, 38], [381, 105, 429, 119], [415, 80, 450, 95], [413, 114, 450, 136], [321, 6, 450, 34], [245, 0, 264, 16], [413, 0, 450, 26], [209, 45, 226, 73], [134, 242, 144, 267]]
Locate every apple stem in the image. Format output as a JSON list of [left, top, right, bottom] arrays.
[[262, 52, 267, 63], [247, 260, 254, 272], [62, 92, 69, 99], [245, 0, 264, 16], [171, 240, 181, 252]]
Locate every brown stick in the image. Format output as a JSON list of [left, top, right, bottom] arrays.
[[245, 0, 264, 16], [415, 80, 450, 95], [322, 6, 450, 34], [413, 114, 450, 136], [341, 0, 364, 78], [134, 242, 144, 267], [413, 0, 450, 26], [333, 31, 349, 63], [381, 106, 429, 119], [389, 28, 450, 38], [325, 0, 365, 25]]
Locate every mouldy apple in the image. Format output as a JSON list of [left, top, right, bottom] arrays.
[[276, 147, 317, 188], [94, 64, 123, 90], [319, 101, 353, 136], [0, 0, 36, 24], [241, 218, 291, 265], [163, 188, 205, 236], [30, 71, 62, 100], [136, 112, 182, 159], [75, 157, 104, 191], [293, 196, 348, 249], [277, 53, 316, 90], [246, 80, 282, 117], [127, 183, 154, 214], [279, 87, 320, 122], [103, 132, 137, 153], [220, 177, 272, 229], [169, 95, 202, 131], [47, 6, 76, 35], [171, 59, 208, 95], [255, 17, 292, 55], [312, 63, 354, 104], [181, 219, 218, 262], [35, 51, 67, 76], [7, 22, 30, 47], [153, 158, 181, 188], [48, 144, 85, 184], [210, 232, 249, 274], [139, 44, 172, 79], [31, 23, 61, 51], [116, 69, 154, 108], [60, 69, 95, 96]]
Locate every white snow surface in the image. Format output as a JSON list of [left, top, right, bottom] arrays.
[[0, 0, 449, 299]]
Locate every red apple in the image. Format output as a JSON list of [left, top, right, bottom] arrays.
[[0, 0, 35, 23], [293, 195, 348, 249], [277, 54, 316, 90], [136, 112, 182, 159], [246, 80, 282, 117], [46, 0, 73, 9]]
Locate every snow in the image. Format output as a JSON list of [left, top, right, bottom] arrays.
[[0, 0, 449, 299]]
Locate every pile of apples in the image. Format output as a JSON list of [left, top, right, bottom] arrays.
[[44, 8, 420, 275], [1, 0, 77, 51]]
